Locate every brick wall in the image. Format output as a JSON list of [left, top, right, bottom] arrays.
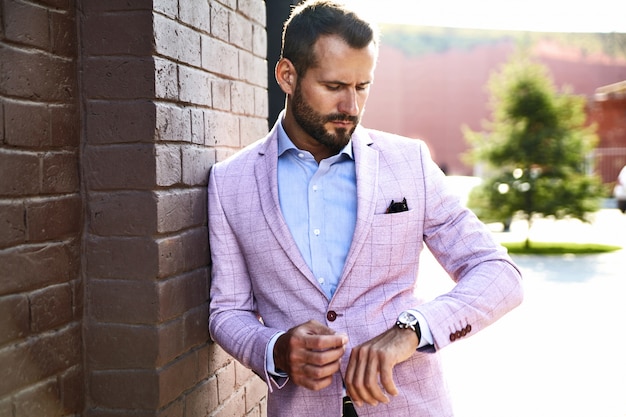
[[1, 0, 269, 416]]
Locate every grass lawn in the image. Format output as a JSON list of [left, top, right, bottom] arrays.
[[502, 241, 622, 255]]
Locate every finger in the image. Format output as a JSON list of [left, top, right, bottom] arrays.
[[362, 352, 389, 405], [379, 358, 399, 397], [302, 344, 346, 366], [291, 360, 342, 391], [346, 346, 378, 407]]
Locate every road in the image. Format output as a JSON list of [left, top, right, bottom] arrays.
[[418, 209, 626, 417]]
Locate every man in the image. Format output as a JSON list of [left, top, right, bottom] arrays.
[[208, 1, 523, 416]]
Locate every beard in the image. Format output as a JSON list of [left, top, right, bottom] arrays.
[[291, 85, 360, 155]]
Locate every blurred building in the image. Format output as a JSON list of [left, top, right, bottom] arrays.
[[589, 80, 626, 184], [361, 39, 626, 177]]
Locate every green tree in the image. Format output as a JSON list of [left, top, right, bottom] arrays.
[[464, 52, 604, 248]]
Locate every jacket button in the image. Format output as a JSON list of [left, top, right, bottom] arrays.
[[449, 333, 456, 342], [327, 310, 337, 322]]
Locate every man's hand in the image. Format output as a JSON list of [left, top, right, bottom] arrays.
[[344, 326, 419, 407], [274, 320, 348, 391]]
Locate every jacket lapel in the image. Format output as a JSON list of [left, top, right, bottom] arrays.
[[338, 127, 379, 285], [254, 123, 320, 287]]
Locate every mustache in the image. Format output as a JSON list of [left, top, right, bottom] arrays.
[[324, 114, 359, 124]]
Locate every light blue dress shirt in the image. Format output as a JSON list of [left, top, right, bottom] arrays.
[[277, 122, 357, 299]]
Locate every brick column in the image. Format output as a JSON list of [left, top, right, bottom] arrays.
[[80, 0, 268, 416], [0, 0, 83, 415]]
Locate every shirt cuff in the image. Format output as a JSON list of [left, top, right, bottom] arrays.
[[407, 309, 434, 349], [266, 331, 288, 378]]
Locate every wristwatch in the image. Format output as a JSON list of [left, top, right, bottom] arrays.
[[396, 310, 422, 342]]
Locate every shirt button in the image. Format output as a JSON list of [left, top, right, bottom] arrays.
[[313, 229, 320, 236], [312, 185, 319, 191], [318, 277, 325, 284], [297, 152, 305, 158], [327, 310, 337, 322]]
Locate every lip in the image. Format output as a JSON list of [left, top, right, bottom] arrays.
[[330, 120, 353, 128]]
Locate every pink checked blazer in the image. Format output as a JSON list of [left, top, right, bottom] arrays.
[[208, 119, 523, 417]]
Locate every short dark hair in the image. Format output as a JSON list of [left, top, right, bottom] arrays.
[[280, 0, 379, 76]]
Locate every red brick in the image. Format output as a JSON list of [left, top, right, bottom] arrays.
[[3, 0, 50, 50], [207, 343, 232, 375], [234, 361, 254, 390], [37, 0, 71, 9], [0, 396, 12, 416], [59, 366, 85, 414], [155, 103, 192, 142], [210, 2, 229, 43], [82, 11, 152, 56], [86, 100, 156, 144], [178, 0, 210, 33], [201, 35, 238, 79], [0, 46, 76, 101], [89, 279, 159, 324], [182, 145, 215, 186], [158, 269, 208, 321], [29, 283, 73, 332], [70, 278, 83, 320], [183, 304, 209, 350], [156, 144, 182, 186], [205, 110, 240, 147], [84, 144, 156, 190], [50, 8, 77, 57], [0, 100, 4, 143], [216, 361, 236, 403], [153, 15, 201, 67], [190, 108, 205, 144], [179, 65, 212, 106], [214, 389, 245, 417], [90, 370, 159, 410], [185, 379, 218, 417], [0, 200, 26, 248], [0, 323, 81, 396], [13, 378, 63, 417], [0, 149, 40, 196], [3, 100, 49, 148], [42, 152, 80, 193], [158, 351, 198, 407], [0, 294, 29, 345], [155, 188, 205, 233], [156, 319, 185, 367], [82, 57, 155, 100], [26, 195, 81, 242], [156, 235, 185, 278], [82, 0, 153, 14], [0, 241, 79, 296], [244, 379, 267, 415], [49, 104, 79, 147], [85, 236, 158, 280], [89, 191, 158, 236], [196, 345, 210, 381], [87, 323, 160, 369], [179, 228, 210, 274]]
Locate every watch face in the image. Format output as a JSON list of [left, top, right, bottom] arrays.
[[399, 311, 417, 324]]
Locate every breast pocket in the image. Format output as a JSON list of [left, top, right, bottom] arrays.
[[370, 210, 422, 267]]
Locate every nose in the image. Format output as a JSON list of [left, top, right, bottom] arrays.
[[338, 88, 360, 116]]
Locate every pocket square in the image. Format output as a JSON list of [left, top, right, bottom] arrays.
[[385, 197, 408, 213]]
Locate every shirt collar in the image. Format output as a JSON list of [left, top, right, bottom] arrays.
[[277, 116, 354, 160]]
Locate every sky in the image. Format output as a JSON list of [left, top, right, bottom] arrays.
[[341, 0, 626, 33]]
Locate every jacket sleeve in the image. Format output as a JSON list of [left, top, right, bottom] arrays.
[[207, 164, 282, 387], [413, 142, 523, 350]]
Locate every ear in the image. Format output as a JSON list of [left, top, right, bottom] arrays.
[[275, 58, 296, 95]]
